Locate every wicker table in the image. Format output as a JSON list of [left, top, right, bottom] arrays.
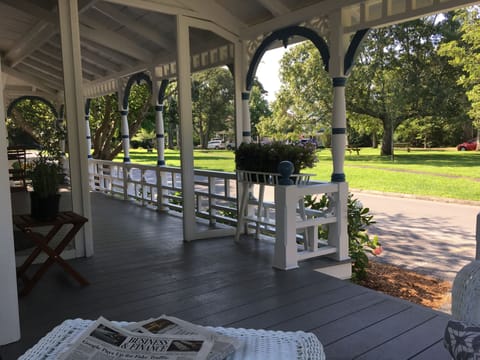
[[19, 319, 325, 360]]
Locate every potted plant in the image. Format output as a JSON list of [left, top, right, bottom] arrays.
[[28, 155, 63, 221], [235, 141, 318, 183]]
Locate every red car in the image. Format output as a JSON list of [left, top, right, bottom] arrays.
[[457, 139, 478, 151]]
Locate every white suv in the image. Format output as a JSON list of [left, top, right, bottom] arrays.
[[207, 139, 225, 149]]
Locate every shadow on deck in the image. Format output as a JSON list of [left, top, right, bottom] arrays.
[[1, 192, 452, 359]]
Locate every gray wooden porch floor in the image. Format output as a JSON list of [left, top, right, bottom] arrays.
[[0, 192, 452, 359]]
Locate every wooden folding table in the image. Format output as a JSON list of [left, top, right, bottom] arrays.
[[14, 211, 89, 296]]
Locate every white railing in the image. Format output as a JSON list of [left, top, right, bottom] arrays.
[[88, 160, 346, 271], [88, 159, 238, 228]]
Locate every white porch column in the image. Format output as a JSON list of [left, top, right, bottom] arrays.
[[234, 40, 246, 147], [0, 59, 21, 345], [176, 15, 196, 241], [56, 102, 67, 173], [328, 10, 349, 261], [241, 91, 252, 143], [155, 104, 165, 165], [85, 99, 92, 159], [58, 0, 93, 257], [329, 11, 347, 183]]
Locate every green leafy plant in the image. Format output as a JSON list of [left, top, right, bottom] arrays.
[[304, 192, 381, 281], [29, 156, 62, 198], [235, 141, 318, 173]]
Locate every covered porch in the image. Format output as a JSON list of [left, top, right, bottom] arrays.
[[1, 193, 452, 359], [0, 0, 477, 354]]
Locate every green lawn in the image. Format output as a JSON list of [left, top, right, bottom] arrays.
[[116, 147, 480, 202]]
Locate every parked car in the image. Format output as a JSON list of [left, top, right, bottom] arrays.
[[226, 141, 235, 150], [207, 139, 225, 149], [457, 139, 478, 151]]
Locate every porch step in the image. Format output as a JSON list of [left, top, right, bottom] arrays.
[[309, 257, 352, 280]]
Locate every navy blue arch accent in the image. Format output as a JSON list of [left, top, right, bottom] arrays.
[[157, 160, 166, 166], [158, 79, 169, 104], [156, 134, 164, 138], [332, 127, 346, 135], [7, 95, 58, 118], [122, 72, 153, 109], [121, 135, 129, 139], [332, 77, 347, 87], [242, 92, 250, 100], [246, 25, 330, 91], [123, 157, 131, 163], [331, 173, 346, 182], [86, 135, 91, 139], [344, 28, 370, 76], [88, 154, 93, 159], [120, 110, 128, 116], [58, 104, 65, 119], [155, 105, 164, 111], [85, 98, 91, 116], [242, 131, 251, 137]]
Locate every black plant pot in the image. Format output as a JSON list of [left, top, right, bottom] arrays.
[[30, 192, 60, 221]]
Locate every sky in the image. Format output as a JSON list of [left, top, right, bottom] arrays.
[[255, 47, 287, 103]]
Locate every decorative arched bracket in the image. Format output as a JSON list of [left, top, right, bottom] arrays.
[[344, 28, 370, 76], [158, 79, 169, 105], [246, 25, 330, 91], [84, 98, 91, 115], [122, 72, 153, 109], [7, 95, 58, 118]]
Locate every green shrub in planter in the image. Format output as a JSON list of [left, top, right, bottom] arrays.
[[235, 141, 318, 174]]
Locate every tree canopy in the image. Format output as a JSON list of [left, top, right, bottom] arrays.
[[439, 8, 480, 149], [260, 15, 472, 154]]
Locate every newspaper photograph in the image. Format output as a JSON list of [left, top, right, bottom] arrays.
[[58, 317, 213, 360], [125, 315, 243, 360]]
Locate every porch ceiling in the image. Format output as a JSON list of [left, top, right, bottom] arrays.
[[0, 0, 478, 102]]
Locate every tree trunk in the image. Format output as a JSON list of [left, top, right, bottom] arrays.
[[381, 120, 393, 156], [372, 132, 378, 148]]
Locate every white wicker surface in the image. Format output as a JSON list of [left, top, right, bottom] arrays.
[[19, 319, 326, 360]]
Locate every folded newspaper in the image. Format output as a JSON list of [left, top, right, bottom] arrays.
[[58, 315, 243, 360]]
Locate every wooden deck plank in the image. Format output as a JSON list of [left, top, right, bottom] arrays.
[[0, 193, 453, 360], [355, 315, 448, 359], [323, 306, 449, 359]]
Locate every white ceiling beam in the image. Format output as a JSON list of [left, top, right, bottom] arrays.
[[2, 65, 58, 95], [79, 19, 153, 62], [241, 0, 360, 39], [82, 39, 139, 67], [22, 58, 64, 80], [93, 2, 175, 50], [32, 51, 63, 71], [182, 0, 243, 36], [16, 64, 65, 88], [6, 22, 55, 67], [79, 47, 124, 73], [103, 0, 196, 16], [5, 0, 98, 67], [257, 0, 290, 16]]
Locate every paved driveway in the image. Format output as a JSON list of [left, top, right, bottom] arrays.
[[353, 191, 480, 282]]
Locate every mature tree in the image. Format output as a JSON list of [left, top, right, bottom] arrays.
[[249, 79, 272, 140], [257, 43, 332, 141], [7, 98, 63, 157], [269, 17, 468, 154], [89, 82, 153, 160], [192, 67, 234, 147], [439, 8, 480, 150], [349, 17, 469, 155]]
